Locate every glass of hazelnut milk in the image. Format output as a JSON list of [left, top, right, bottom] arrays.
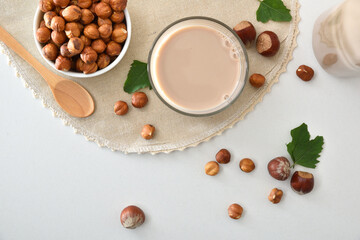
[[148, 17, 249, 116], [312, 0, 360, 77]]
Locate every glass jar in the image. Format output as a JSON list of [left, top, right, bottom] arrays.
[[312, 0, 360, 77]]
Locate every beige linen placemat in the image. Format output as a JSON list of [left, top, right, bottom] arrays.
[[0, 0, 300, 154]]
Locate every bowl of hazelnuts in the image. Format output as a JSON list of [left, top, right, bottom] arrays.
[[33, 0, 131, 78]]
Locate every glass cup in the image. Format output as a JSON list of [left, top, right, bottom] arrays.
[[312, 0, 360, 77], [147, 17, 249, 117]]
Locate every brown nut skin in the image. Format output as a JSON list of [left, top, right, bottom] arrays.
[[268, 188, 283, 204], [62, 5, 82, 22], [228, 204, 243, 219], [91, 39, 107, 53], [97, 53, 111, 69], [112, 28, 127, 43], [114, 101, 128, 115], [82, 62, 98, 74], [110, 0, 127, 11], [60, 43, 74, 57], [53, 0, 70, 8], [44, 11, 57, 29], [216, 149, 231, 164], [291, 171, 314, 195], [80, 46, 98, 64], [89, 3, 97, 14], [42, 43, 59, 61], [240, 158, 255, 173], [84, 23, 100, 40], [65, 22, 81, 39], [131, 92, 148, 108], [120, 206, 145, 229], [68, 37, 85, 55], [98, 24, 112, 39], [51, 16, 65, 32], [205, 161, 220, 176], [39, 20, 47, 28], [106, 41, 121, 57], [39, 0, 55, 12], [98, 18, 112, 26], [233, 21, 256, 48], [36, 27, 51, 43], [256, 31, 280, 57], [296, 65, 314, 82], [110, 11, 124, 23], [51, 30, 67, 46], [77, 0, 92, 8], [114, 23, 126, 30], [141, 124, 155, 140], [55, 55, 72, 71], [249, 73, 265, 88], [80, 9, 95, 25], [75, 57, 85, 72], [268, 157, 291, 181], [95, 2, 113, 19], [80, 35, 91, 46], [102, 0, 110, 4]]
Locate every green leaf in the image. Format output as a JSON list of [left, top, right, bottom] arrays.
[[123, 60, 152, 94], [286, 123, 324, 169], [256, 0, 292, 23]]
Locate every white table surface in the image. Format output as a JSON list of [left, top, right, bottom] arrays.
[[1, 0, 360, 239]]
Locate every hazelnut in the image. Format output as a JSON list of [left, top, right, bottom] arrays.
[[53, 0, 70, 8], [97, 53, 111, 69], [65, 22, 81, 39], [39, 20, 47, 28], [98, 18, 112, 26], [84, 23, 100, 39], [110, 0, 127, 11], [42, 43, 59, 61], [106, 41, 121, 57], [102, 37, 111, 43], [120, 205, 145, 229], [256, 31, 280, 57], [44, 11, 57, 29], [39, 0, 55, 12], [98, 24, 112, 39], [51, 30, 67, 46], [114, 101, 128, 115], [323, 53, 338, 67], [296, 65, 314, 82], [113, 23, 126, 30], [102, 0, 110, 4], [205, 161, 219, 176], [228, 204, 243, 219], [36, 27, 51, 43], [291, 171, 314, 195], [76, 22, 84, 32], [95, 2, 112, 19], [82, 62, 98, 74], [268, 188, 283, 204], [112, 27, 127, 43], [60, 43, 73, 57], [89, 3, 97, 14], [55, 55, 72, 71], [215, 149, 231, 164], [91, 39, 107, 53], [75, 57, 85, 72], [268, 157, 291, 181], [110, 11, 124, 23], [141, 124, 155, 140], [77, 0, 92, 8], [233, 21, 256, 48], [51, 16, 65, 32], [62, 5, 82, 22], [68, 37, 85, 55], [131, 92, 148, 108], [80, 35, 91, 46], [80, 9, 94, 25], [249, 73, 265, 88], [239, 158, 255, 173], [80, 46, 98, 64]]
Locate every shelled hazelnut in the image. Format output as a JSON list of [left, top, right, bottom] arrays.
[[98, 18, 112, 26], [95, 2, 112, 18], [89, 3, 97, 14], [110, 11, 124, 23], [60, 43, 73, 57], [114, 101, 128, 115], [110, 0, 127, 11], [39, 20, 47, 28], [84, 23, 100, 39], [106, 41, 121, 57], [239, 158, 255, 173], [91, 39, 107, 53], [268, 188, 283, 204], [62, 5, 82, 22], [65, 22, 81, 38], [55, 55, 72, 71], [53, 0, 70, 8], [141, 124, 155, 140], [216, 149, 231, 164], [82, 62, 98, 74], [80, 35, 91, 46], [75, 57, 85, 72], [296, 65, 314, 81], [42, 43, 59, 61], [120, 206, 145, 229], [132, 92, 148, 108], [51, 30, 67, 46], [77, 0, 92, 8], [114, 23, 126, 30], [51, 16, 65, 32], [112, 27, 127, 43], [80, 46, 98, 64], [68, 37, 85, 55], [44, 11, 57, 29], [249, 73, 265, 88], [228, 204, 243, 219], [39, 0, 55, 12], [97, 53, 111, 69], [205, 161, 219, 176], [36, 27, 51, 43], [98, 24, 112, 39], [80, 9, 94, 25]]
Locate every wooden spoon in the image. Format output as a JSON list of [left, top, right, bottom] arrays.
[[0, 26, 95, 118]]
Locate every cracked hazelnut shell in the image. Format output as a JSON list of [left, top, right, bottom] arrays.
[[256, 31, 280, 57], [110, 0, 127, 11], [55, 55, 72, 71], [84, 23, 100, 39], [120, 206, 145, 229], [42, 43, 59, 61], [106, 41, 121, 57], [233, 21, 256, 48], [268, 157, 291, 181], [62, 5, 82, 22], [141, 124, 155, 140], [291, 171, 314, 195], [97, 53, 110, 69], [95, 2, 112, 19], [36, 27, 51, 43], [80, 46, 98, 64]]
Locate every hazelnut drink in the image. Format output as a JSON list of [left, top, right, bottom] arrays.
[[149, 17, 248, 116]]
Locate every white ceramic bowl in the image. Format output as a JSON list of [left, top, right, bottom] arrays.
[[33, 7, 131, 78]]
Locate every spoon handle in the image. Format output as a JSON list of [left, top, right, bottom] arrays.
[[0, 25, 57, 87]]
